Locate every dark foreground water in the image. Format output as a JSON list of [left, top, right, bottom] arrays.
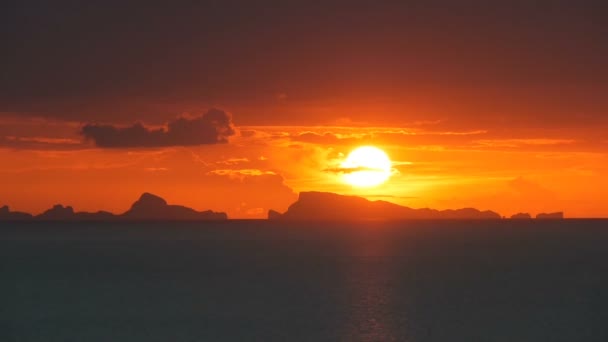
[[1, 220, 607, 342]]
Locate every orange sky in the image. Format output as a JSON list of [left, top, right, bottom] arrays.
[[1, 112, 607, 218], [1, 2, 607, 218]]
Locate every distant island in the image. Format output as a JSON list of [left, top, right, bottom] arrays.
[[510, 213, 532, 219], [0, 193, 227, 221], [268, 192, 565, 220], [536, 212, 564, 219], [0, 205, 32, 220], [269, 191, 502, 220], [1, 191, 566, 221]]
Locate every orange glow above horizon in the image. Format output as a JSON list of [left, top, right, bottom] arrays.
[[0, 116, 607, 219]]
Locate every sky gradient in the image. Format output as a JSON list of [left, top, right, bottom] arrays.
[[2, 1, 607, 217]]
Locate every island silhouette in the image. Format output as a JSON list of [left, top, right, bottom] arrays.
[[536, 212, 565, 219], [0, 193, 227, 221], [1, 191, 564, 221], [269, 191, 502, 220], [0, 205, 32, 220], [510, 213, 532, 219], [268, 192, 565, 221]]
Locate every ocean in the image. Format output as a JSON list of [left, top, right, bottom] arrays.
[[1, 220, 607, 341]]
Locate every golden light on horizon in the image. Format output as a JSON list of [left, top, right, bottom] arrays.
[[341, 146, 392, 187]]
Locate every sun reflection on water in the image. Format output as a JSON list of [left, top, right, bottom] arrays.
[[338, 227, 404, 341]]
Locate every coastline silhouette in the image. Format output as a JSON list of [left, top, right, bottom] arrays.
[[0, 205, 32, 220], [1, 191, 566, 221], [268, 192, 565, 221], [536, 212, 565, 219], [510, 213, 532, 219], [0, 193, 227, 221]]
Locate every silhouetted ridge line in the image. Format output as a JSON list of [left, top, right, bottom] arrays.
[[0, 205, 33, 220], [122, 193, 227, 220], [0, 193, 227, 221], [536, 212, 564, 219], [269, 191, 504, 220]]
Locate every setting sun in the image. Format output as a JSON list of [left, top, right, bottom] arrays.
[[341, 146, 392, 187]]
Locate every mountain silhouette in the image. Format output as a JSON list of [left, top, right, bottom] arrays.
[[2, 192, 565, 222], [270, 192, 502, 220], [37, 205, 75, 220], [35, 204, 117, 221], [0, 193, 227, 221], [121, 193, 227, 220], [267, 209, 283, 220], [536, 212, 564, 219], [0, 205, 33, 220]]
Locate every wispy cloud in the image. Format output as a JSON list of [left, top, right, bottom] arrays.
[[207, 169, 277, 177], [217, 157, 250, 165], [4, 136, 80, 145], [473, 138, 576, 148], [324, 166, 387, 174], [81, 109, 235, 148], [144, 167, 169, 172]]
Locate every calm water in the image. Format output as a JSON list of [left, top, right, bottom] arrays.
[[1, 220, 607, 341]]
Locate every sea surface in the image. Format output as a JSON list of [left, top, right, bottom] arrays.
[[1, 220, 607, 342]]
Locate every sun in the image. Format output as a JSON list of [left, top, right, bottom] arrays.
[[341, 146, 392, 187]]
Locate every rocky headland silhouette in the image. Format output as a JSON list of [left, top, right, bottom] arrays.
[[269, 191, 502, 220], [511, 213, 532, 219], [0, 205, 33, 220], [123, 193, 227, 220], [0, 193, 227, 221], [268, 192, 565, 220], [1, 191, 566, 221], [536, 212, 565, 219]]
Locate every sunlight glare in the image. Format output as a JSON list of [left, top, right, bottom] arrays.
[[341, 146, 392, 187]]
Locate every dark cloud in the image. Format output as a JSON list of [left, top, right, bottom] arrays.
[[81, 109, 235, 148], [324, 166, 385, 174], [2, 2, 607, 127]]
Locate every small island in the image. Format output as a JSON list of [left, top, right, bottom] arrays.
[[536, 212, 565, 219], [511, 213, 532, 219], [2, 192, 566, 222], [0, 193, 227, 221]]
